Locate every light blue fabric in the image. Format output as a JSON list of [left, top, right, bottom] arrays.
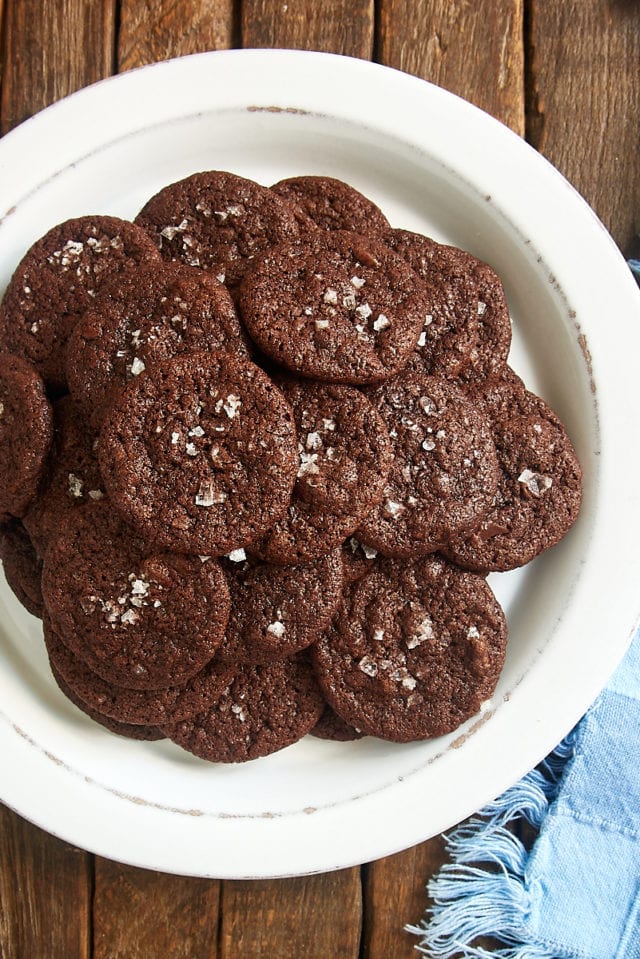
[[408, 627, 640, 959]]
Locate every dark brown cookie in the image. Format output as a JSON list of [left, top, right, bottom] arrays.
[[383, 228, 480, 379], [444, 373, 583, 571], [98, 351, 298, 555], [0, 520, 43, 617], [271, 175, 390, 235], [44, 616, 234, 726], [0, 217, 161, 390], [50, 661, 164, 741], [23, 396, 105, 555], [310, 555, 508, 741], [310, 704, 364, 742], [66, 261, 249, 428], [0, 352, 53, 518], [341, 536, 380, 584], [251, 379, 392, 563], [41, 502, 230, 690], [217, 549, 344, 663], [357, 373, 499, 558], [135, 170, 299, 287], [238, 231, 430, 384], [162, 657, 325, 763]]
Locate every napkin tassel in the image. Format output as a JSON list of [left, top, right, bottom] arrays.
[[406, 729, 577, 958]]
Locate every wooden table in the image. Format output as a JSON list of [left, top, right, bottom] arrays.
[[0, 2, 638, 956]]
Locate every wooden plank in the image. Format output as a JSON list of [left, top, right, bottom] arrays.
[[219, 870, 362, 959], [377, 0, 525, 134], [362, 838, 447, 959], [93, 858, 221, 959], [526, 0, 640, 250], [118, 0, 236, 72], [0, 805, 91, 959], [0, 0, 117, 134], [242, 0, 374, 59]]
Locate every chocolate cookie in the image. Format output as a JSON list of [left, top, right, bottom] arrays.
[[162, 657, 325, 762], [50, 661, 164, 741], [357, 372, 499, 558], [251, 379, 392, 563], [44, 617, 234, 726], [238, 231, 430, 384], [310, 704, 364, 742], [135, 170, 299, 287], [217, 549, 344, 663], [23, 396, 105, 555], [0, 217, 161, 390], [66, 261, 249, 427], [98, 351, 298, 555], [41, 502, 230, 690], [444, 373, 583, 571], [271, 175, 390, 235], [310, 555, 508, 741], [341, 536, 380, 584], [0, 352, 53, 518], [0, 520, 43, 617]]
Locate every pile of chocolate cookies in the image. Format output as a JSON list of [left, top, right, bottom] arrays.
[[0, 172, 582, 762]]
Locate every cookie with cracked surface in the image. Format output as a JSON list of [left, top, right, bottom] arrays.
[[98, 351, 298, 555], [238, 230, 430, 384], [0, 352, 53, 518], [41, 502, 230, 690], [250, 379, 392, 563], [310, 555, 507, 742], [44, 614, 234, 726], [23, 396, 105, 555], [357, 372, 499, 558], [134, 170, 299, 288], [162, 657, 325, 763], [0, 217, 161, 390], [66, 261, 249, 428], [271, 175, 390, 235], [0, 520, 43, 618], [217, 548, 344, 663], [444, 373, 582, 572]]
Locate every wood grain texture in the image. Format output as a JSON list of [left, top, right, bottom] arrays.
[[527, 0, 640, 250], [219, 869, 362, 958], [0, 0, 117, 134], [363, 838, 447, 959], [377, 0, 525, 134], [118, 0, 236, 71], [93, 858, 220, 959], [242, 0, 374, 58], [0, 805, 91, 959]]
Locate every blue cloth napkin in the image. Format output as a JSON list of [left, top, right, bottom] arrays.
[[408, 628, 640, 958]]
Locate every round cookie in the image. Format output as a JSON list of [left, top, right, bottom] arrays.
[[310, 555, 508, 741], [217, 549, 344, 663], [50, 661, 164, 741], [444, 373, 583, 572], [271, 175, 390, 235], [66, 261, 249, 428], [0, 216, 161, 390], [44, 617, 234, 726], [357, 372, 499, 558], [0, 352, 53, 518], [162, 657, 325, 763], [135, 170, 299, 287], [238, 231, 431, 384], [383, 228, 480, 379], [98, 351, 298, 555], [310, 704, 364, 742], [0, 520, 43, 618], [23, 396, 105, 555], [250, 379, 392, 563], [41, 502, 230, 690]]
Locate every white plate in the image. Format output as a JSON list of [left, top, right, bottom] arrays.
[[1, 49, 639, 879]]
